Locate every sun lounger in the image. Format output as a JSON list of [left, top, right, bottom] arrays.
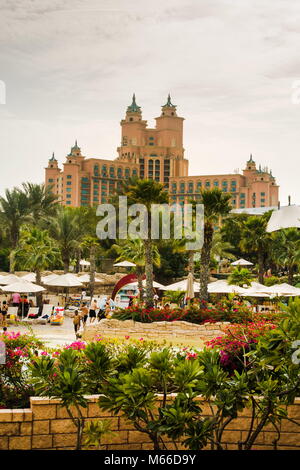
[[36, 304, 54, 324]]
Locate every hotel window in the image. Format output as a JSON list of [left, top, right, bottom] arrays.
[[48, 179, 54, 183], [231, 180, 237, 191], [213, 180, 219, 187], [132, 169, 137, 177], [222, 180, 228, 191], [102, 165, 107, 177], [81, 183, 89, 188], [205, 181, 210, 188], [196, 181, 202, 192], [66, 188, 72, 192], [171, 183, 177, 193], [180, 182, 185, 193], [148, 160, 153, 178], [81, 189, 89, 194], [82, 177, 89, 182], [81, 196, 88, 201], [66, 194, 71, 198], [66, 201, 71, 205], [149, 136, 154, 145], [188, 182, 194, 193], [261, 192, 265, 196], [117, 167, 122, 178], [125, 168, 130, 178], [67, 181, 72, 185], [261, 198, 265, 203], [109, 167, 115, 178], [67, 175, 72, 179], [94, 165, 99, 176], [155, 160, 160, 181]]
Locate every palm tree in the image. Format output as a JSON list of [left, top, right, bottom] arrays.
[[197, 189, 232, 301], [121, 179, 169, 308], [210, 231, 235, 273], [163, 290, 185, 305], [239, 213, 272, 284], [228, 267, 252, 287], [48, 207, 83, 272], [22, 182, 59, 220], [112, 237, 161, 301], [80, 235, 103, 301], [271, 228, 300, 284], [0, 188, 30, 271], [14, 227, 60, 306]]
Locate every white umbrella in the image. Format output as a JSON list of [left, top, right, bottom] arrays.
[[113, 260, 136, 267], [79, 259, 90, 266], [0, 274, 21, 285], [78, 274, 103, 283], [126, 280, 166, 290], [208, 280, 247, 294], [241, 282, 271, 297], [161, 279, 200, 292], [41, 273, 60, 283], [21, 273, 36, 282], [266, 205, 300, 232], [186, 272, 195, 299], [266, 283, 300, 296], [1, 280, 45, 293], [45, 273, 83, 287], [1, 280, 45, 319], [231, 258, 253, 266]]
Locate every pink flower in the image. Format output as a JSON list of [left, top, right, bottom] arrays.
[[125, 335, 130, 340]]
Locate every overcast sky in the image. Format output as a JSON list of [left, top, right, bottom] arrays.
[[1, 0, 300, 204]]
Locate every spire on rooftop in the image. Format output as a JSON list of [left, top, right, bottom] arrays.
[[162, 93, 176, 108], [127, 93, 141, 113], [49, 152, 56, 162]]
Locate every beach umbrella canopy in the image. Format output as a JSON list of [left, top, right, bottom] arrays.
[[79, 259, 90, 266], [266, 283, 300, 296], [186, 273, 195, 299], [113, 260, 136, 267], [41, 273, 60, 283], [126, 280, 166, 290], [208, 280, 247, 294], [161, 279, 200, 292], [266, 205, 300, 232], [231, 258, 253, 266], [241, 282, 271, 297], [45, 273, 83, 287], [0, 274, 21, 285], [77, 274, 103, 283], [1, 280, 45, 293]]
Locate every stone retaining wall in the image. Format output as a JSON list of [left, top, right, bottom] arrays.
[[0, 396, 299, 450], [82, 319, 230, 343]]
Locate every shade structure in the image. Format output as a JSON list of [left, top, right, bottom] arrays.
[[231, 258, 253, 266], [45, 273, 83, 288], [186, 272, 195, 299], [207, 280, 247, 294], [266, 205, 300, 232], [79, 259, 90, 266], [0, 274, 21, 285], [113, 260, 136, 267], [21, 273, 36, 282], [241, 282, 271, 297], [1, 280, 45, 293], [41, 273, 59, 283], [161, 279, 200, 293], [265, 283, 300, 296], [126, 280, 166, 290], [77, 274, 103, 283]]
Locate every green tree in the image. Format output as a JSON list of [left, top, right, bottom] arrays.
[[22, 182, 59, 221], [271, 228, 300, 284], [239, 213, 272, 284], [14, 226, 60, 306], [196, 189, 232, 301], [228, 267, 252, 287]]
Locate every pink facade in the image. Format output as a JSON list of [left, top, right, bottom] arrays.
[[45, 96, 279, 209]]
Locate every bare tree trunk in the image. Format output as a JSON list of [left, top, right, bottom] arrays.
[[144, 238, 154, 308], [35, 269, 43, 307], [63, 258, 69, 274], [199, 223, 214, 302], [136, 266, 144, 302], [288, 264, 294, 285], [258, 253, 264, 284], [89, 245, 96, 302]]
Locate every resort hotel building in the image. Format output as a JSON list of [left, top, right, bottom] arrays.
[[45, 95, 279, 209]]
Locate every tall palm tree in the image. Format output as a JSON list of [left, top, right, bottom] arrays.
[[211, 231, 235, 273], [239, 213, 272, 284], [48, 207, 83, 273], [22, 182, 59, 220], [271, 228, 300, 284], [0, 188, 30, 271], [14, 226, 60, 306], [197, 189, 232, 301], [121, 179, 169, 308], [80, 235, 103, 301], [112, 237, 161, 301]]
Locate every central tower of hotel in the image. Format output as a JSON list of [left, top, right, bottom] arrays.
[[45, 95, 279, 209]]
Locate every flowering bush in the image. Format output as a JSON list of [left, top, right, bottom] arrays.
[[206, 321, 277, 373], [112, 299, 254, 325], [0, 330, 44, 408]]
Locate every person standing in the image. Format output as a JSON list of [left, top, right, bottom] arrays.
[[1, 301, 8, 327], [73, 310, 81, 336], [97, 297, 106, 322], [89, 299, 98, 323], [11, 292, 21, 307], [79, 302, 89, 327]]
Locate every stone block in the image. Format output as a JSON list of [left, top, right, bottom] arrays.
[[0, 437, 9, 450], [0, 422, 19, 436], [32, 434, 53, 449], [56, 405, 88, 419], [53, 433, 77, 447], [20, 422, 32, 435], [50, 419, 77, 434], [101, 430, 128, 445], [128, 430, 152, 444], [33, 420, 50, 435], [32, 404, 56, 420], [0, 410, 12, 422], [9, 436, 31, 450]]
